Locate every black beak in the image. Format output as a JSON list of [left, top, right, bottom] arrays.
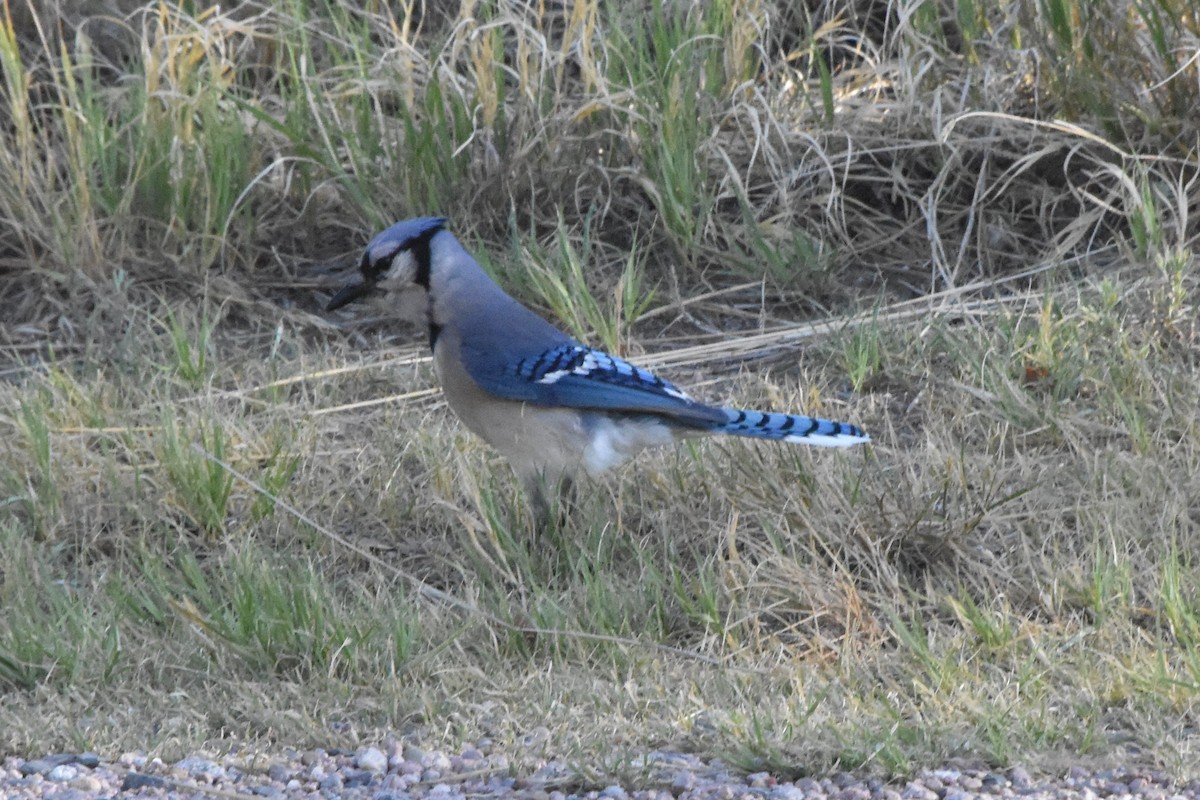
[[326, 280, 376, 311]]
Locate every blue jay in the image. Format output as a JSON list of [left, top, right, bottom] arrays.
[[327, 217, 869, 505]]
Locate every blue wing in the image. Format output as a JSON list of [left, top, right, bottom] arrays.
[[463, 342, 726, 425]]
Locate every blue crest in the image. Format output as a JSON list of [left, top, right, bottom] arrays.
[[368, 217, 448, 250]]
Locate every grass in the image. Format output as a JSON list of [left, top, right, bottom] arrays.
[[2, 0, 1200, 782]]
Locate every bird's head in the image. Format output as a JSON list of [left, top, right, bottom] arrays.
[[326, 216, 448, 311]]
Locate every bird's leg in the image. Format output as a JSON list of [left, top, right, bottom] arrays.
[[523, 471, 577, 535]]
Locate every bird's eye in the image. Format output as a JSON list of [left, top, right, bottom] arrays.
[[364, 244, 406, 280]]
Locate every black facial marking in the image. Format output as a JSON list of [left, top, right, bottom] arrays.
[[363, 245, 401, 281], [412, 234, 433, 289]]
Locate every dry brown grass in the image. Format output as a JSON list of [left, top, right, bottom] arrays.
[[2, 0, 1200, 780]]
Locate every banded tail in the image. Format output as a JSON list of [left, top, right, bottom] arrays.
[[711, 408, 869, 447]]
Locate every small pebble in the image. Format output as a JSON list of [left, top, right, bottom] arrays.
[[833, 773, 858, 789], [267, 763, 292, 782], [794, 778, 823, 794], [358, 747, 389, 773], [46, 766, 77, 782], [69, 776, 101, 793], [747, 772, 772, 788], [121, 772, 166, 791], [982, 772, 1007, 788], [900, 782, 937, 800], [4, 746, 1200, 800], [422, 751, 453, 772], [835, 787, 869, 800], [673, 770, 698, 795], [40, 789, 86, 800], [24, 754, 87, 776], [381, 772, 409, 789], [344, 767, 375, 788], [768, 786, 805, 800], [175, 755, 224, 782]]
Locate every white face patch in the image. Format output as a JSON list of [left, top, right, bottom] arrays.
[[376, 250, 418, 292]]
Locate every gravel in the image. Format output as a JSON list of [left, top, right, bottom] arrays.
[[2, 745, 1198, 800]]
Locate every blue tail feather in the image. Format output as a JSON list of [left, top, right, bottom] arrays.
[[713, 408, 869, 447]]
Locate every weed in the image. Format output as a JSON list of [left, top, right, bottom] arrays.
[[509, 213, 657, 352], [158, 413, 234, 538]]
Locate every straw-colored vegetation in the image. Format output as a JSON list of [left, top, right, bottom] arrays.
[[2, 0, 1199, 779]]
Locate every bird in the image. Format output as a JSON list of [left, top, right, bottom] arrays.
[[327, 217, 869, 511]]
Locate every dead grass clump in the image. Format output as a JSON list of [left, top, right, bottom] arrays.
[[3, 1, 1199, 333]]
